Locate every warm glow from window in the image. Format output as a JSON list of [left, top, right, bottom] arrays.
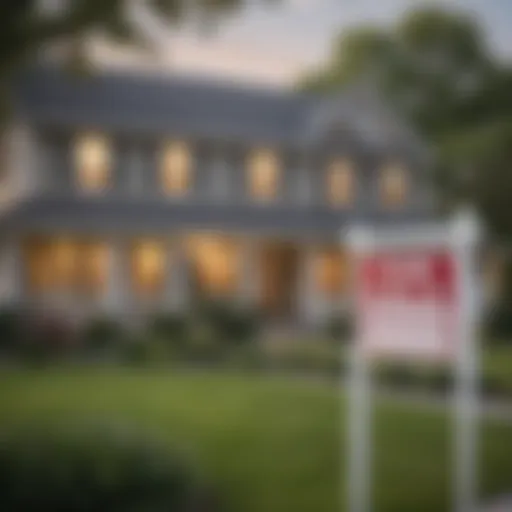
[[75, 134, 111, 192], [248, 149, 279, 201], [24, 238, 108, 295], [161, 141, 191, 195], [327, 159, 354, 206], [314, 248, 346, 298], [79, 242, 109, 294], [131, 241, 166, 296], [382, 162, 407, 207], [53, 239, 78, 288], [187, 235, 239, 296], [24, 239, 55, 292]]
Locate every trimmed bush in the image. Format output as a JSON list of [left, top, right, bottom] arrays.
[[484, 303, 512, 341], [0, 306, 24, 353], [147, 312, 189, 346], [18, 311, 79, 363], [195, 300, 260, 346], [374, 362, 419, 390], [184, 320, 226, 364], [324, 313, 354, 343], [0, 421, 214, 511], [121, 336, 173, 366], [81, 316, 125, 354]]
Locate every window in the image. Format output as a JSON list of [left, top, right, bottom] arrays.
[[24, 238, 108, 296], [248, 149, 279, 201], [24, 239, 56, 293], [327, 159, 354, 206], [53, 238, 78, 289], [131, 241, 166, 297], [381, 162, 407, 207], [314, 248, 347, 298], [161, 141, 191, 195], [79, 242, 109, 295], [75, 133, 111, 193], [187, 235, 239, 297]]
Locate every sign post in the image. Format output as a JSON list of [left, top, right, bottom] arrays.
[[345, 210, 481, 512]]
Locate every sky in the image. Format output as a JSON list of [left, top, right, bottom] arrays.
[[94, 0, 512, 88]]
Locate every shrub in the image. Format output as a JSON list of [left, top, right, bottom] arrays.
[[324, 313, 354, 343], [374, 362, 418, 389], [18, 311, 79, 363], [484, 303, 512, 341], [195, 300, 260, 346], [227, 344, 267, 371], [0, 421, 214, 511], [0, 306, 24, 353], [81, 316, 125, 354], [121, 336, 173, 366], [184, 321, 226, 364], [147, 312, 189, 346]]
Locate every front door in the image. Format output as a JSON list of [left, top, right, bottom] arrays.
[[260, 242, 299, 320]]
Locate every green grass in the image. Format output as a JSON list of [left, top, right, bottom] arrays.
[[0, 367, 511, 512]]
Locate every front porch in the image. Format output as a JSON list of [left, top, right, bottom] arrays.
[[0, 233, 350, 328]]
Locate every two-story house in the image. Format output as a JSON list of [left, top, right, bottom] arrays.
[[0, 65, 434, 328]]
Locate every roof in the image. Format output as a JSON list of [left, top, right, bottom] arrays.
[[13, 66, 317, 145]]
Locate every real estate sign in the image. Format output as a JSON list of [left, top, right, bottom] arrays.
[[356, 249, 458, 361], [346, 210, 481, 512]]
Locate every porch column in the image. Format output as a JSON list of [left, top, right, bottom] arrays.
[[298, 246, 324, 327], [127, 147, 144, 196], [164, 240, 189, 312], [296, 161, 311, 206], [212, 148, 230, 202], [103, 240, 128, 316], [239, 238, 260, 307]]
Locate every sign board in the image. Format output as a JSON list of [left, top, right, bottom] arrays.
[[346, 211, 481, 512], [356, 249, 458, 361]]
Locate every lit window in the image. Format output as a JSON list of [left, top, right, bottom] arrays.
[[23, 238, 107, 296], [78, 242, 108, 296], [248, 149, 279, 201], [24, 239, 56, 293], [327, 159, 354, 206], [381, 162, 407, 207], [314, 248, 347, 298], [131, 241, 166, 297], [187, 236, 239, 296], [161, 141, 191, 195], [75, 134, 111, 192], [53, 238, 79, 289]]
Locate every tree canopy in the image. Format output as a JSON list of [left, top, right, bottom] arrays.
[[300, 7, 512, 243], [0, 0, 266, 121]]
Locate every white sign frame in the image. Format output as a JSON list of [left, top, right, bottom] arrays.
[[345, 210, 481, 512]]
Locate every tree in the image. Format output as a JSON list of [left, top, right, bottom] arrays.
[[0, 0, 270, 121], [301, 7, 512, 320], [300, 7, 512, 242]]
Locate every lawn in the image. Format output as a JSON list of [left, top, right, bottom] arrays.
[[0, 367, 511, 512]]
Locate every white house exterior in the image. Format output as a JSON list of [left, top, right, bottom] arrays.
[[0, 66, 434, 328]]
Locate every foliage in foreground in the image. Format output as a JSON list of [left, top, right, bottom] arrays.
[[0, 421, 216, 512]]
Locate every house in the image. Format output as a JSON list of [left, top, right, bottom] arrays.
[[0, 66, 434, 328]]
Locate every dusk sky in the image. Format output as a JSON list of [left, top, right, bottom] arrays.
[[98, 0, 512, 87]]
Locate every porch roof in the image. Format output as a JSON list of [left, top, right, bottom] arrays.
[[0, 197, 436, 241]]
